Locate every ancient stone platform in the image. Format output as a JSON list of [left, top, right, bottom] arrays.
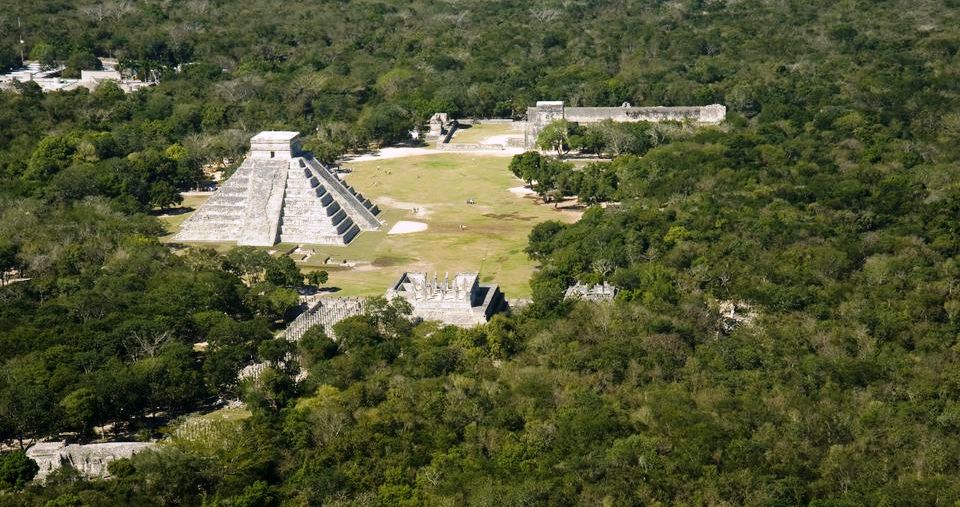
[[524, 101, 726, 148], [386, 272, 507, 327], [283, 297, 367, 341], [174, 131, 381, 246], [27, 441, 155, 481]]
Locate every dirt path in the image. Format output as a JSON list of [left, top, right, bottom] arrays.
[[342, 146, 523, 162]]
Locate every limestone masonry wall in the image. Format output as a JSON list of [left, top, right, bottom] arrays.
[[385, 272, 508, 327], [524, 101, 725, 148], [436, 143, 506, 151], [237, 159, 288, 246], [303, 157, 381, 231], [27, 441, 155, 481], [283, 297, 367, 341]]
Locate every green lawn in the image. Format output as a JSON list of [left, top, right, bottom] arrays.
[[448, 122, 519, 144], [160, 154, 580, 298], [157, 194, 212, 242], [305, 154, 580, 297], [189, 406, 251, 424]]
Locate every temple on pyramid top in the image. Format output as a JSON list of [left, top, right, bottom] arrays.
[[250, 131, 301, 160], [173, 131, 381, 247]]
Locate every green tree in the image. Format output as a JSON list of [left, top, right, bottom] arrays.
[[28, 42, 56, 69], [536, 120, 572, 158], [258, 339, 295, 370], [62, 50, 102, 79], [0, 451, 38, 490], [0, 44, 19, 73], [359, 103, 412, 147], [529, 270, 568, 315], [0, 239, 17, 271], [59, 387, 98, 437], [366, 296, 414, 338], [509, 151, 544, 184], [298, 326, 339, 371], [265, 256, 302, 287], [0, 357, 56, 449], [148, 181, 182, 210], [24, 134, 79, 182], [249, 284, 299, 321], [306, 270, 329, 287], [525, 220, 565, 261], [225, 248, 274, 286]]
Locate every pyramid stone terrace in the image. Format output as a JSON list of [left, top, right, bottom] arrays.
[[174, 131, 381, 246], [386, 272, 507, 327]]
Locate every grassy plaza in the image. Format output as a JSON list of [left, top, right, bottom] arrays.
[[160, 153, 580, 297]]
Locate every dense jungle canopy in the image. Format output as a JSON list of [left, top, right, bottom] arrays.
[[2, 0, 960, 505]]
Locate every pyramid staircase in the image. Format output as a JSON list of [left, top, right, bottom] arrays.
[[171, 160, 253, 243], [173, 131, 382, 247], [279, 164, 360, 245], [302, 158, 381, 230]]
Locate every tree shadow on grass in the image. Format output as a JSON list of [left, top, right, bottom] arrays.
[[151, 206, 195, 217]]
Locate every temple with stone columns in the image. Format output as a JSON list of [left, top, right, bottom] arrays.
[[386, 272, 507, 327]]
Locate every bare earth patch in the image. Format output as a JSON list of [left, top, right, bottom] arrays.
[[481, 134, 519, 145], [375, 197, 432, 217], [345, 146, 521, 162], [508, 186, 535, 196], [388, 221, 429, 235]]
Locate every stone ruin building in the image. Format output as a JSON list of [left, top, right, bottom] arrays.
[[283, 297, 367, 341], [239, 274, 505, 381], [26, 441, 155, 481], [564, 281, 619, 302], [426, 113, 453, 140], [386, 272, 507, 327], [174, 131, 381, 246], [524, 100, 726, 148], [717, 300, 759, 335], [0, 59, 155, 93]]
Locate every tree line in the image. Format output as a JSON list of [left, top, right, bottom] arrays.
[[2, 0, 960, 503]]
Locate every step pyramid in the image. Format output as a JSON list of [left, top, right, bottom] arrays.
[[174, 131, 381, 246]]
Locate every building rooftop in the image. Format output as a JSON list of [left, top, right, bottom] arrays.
[[251, 131, 300, 142]]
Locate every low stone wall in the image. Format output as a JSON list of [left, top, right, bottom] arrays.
[[27, 441, 156, 481], [476, 118, 515, 124], [524, 102, 726, 148], [564, 106, 703, 123], [436, 143, 506, 151], [507, 298, 532, 309]]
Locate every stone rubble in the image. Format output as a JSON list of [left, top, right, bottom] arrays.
[[564, 282, 619, 301]]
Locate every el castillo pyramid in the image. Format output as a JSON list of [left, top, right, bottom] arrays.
[[174, 131, 381, 246]]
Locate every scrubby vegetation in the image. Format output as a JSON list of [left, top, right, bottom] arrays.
[[3, 0, 960, 504]]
